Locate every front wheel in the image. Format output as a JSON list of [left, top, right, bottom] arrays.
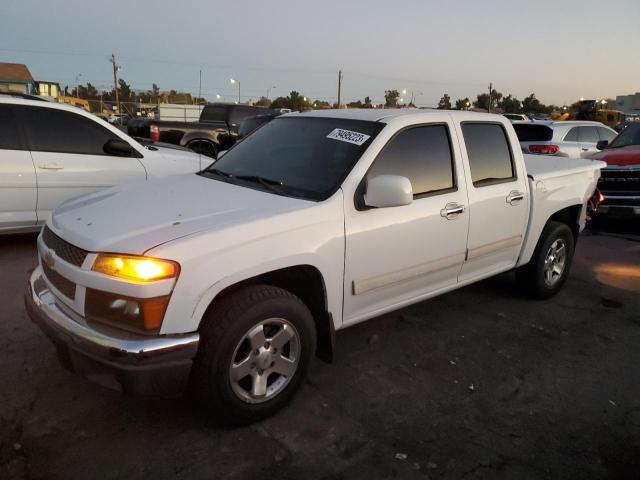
[[187, 140, 217, 159], [516, 221, 575, 299], [191, 285, 316, 424]]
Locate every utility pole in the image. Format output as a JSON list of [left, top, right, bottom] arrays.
[[110, 53, 120, 114], [337, 70, 342, 109], [198, 69, 202, 110], [488, 82, 492, 113]]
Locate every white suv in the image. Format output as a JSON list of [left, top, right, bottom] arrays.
[[0, 94, 207, 234]]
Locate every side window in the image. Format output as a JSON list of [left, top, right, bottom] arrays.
[[367, 124, 455, 196], [200, 105, 226, 122], [0, 104, 24, 150], [461, 123, 515, 187], [597, 127, 616, 142], [564, 127, 579, 142], [578, 126, 599, 143], [22, 106, 120, 155]]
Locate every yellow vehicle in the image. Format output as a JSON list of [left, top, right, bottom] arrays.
[[595, 109, 625, 128], [59, 95, 91, 112]]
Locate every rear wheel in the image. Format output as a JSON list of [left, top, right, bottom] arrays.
[[187, 140, 217, 159], [516, 221, 575, 299], [191, 285, 316, 424]]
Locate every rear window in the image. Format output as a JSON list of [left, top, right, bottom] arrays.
[[512, 124, 553, 142], [462, 123, 515, 186]]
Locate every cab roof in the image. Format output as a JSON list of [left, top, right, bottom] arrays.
[[291, 108, 504, 123]]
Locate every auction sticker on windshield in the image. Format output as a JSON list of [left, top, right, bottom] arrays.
[[326, 128, 371, 146]]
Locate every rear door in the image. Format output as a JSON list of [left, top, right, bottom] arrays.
[[456, 121, 529, 282], [343, 120, 469, 324], [0, 104, 37, 231], [578, 126, 600, 158], [21, 105, 147, 222]]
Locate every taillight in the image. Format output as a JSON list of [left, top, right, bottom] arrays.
[[528, 144, 559, 155], [149, 123, 160, 141]]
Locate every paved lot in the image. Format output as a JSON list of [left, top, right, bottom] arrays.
[[1, 222, 639, 480]]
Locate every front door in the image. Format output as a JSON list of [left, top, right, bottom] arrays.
[[19, 105, 147, 222], [343, 121, 469, 325], [455, 121, 529, 282]]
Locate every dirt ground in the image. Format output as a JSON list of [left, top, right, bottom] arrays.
[[1, 220, 639, 480]]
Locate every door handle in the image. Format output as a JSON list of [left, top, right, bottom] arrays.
[[440, 202, 465, 220], [506, 191, 525, 205], [581, 147, 589, 152], [38, 162, 64, 170]]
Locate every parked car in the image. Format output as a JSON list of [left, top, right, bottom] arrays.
[[26, 110, 603, 424], [503, 113, 529, 122], [0, 94, 207, 234], [590, 121, 640, 217], [127, 103, 272, 158], [237, 113, 279, 140], [513, 120, 617, 158]]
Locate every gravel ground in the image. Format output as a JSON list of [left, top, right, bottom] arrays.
[[1, 221, 639, 480]]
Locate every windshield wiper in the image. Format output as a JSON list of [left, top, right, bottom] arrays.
[[233, 175, 285, 194], [202, 168, 233, 181]]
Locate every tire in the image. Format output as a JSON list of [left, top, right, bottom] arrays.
[[187, 140, 217, 159], [191, 285, 316, 425], [516, 221, 575, 299]]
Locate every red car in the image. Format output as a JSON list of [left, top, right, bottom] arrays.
[[591, 122, 640, 218]]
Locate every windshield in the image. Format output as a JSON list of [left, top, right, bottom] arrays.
[[202, 116, 383, 201], [609, 123, 640, 148]]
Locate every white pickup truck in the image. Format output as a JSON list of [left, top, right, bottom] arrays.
[[25, 110, 604, 423]]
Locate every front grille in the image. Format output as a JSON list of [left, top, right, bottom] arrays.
[[42, 261, 76, 300], [42, 225, 89, 267], [598, 169, 640, 194]]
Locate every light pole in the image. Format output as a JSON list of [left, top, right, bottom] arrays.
[[267, 85, 276, 99], [465, 101, 471, 111], [75, 73, 82, 98], [230, 78, 240, 103]]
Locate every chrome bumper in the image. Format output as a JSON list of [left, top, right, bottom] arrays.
[[25, 266, 200, 396]]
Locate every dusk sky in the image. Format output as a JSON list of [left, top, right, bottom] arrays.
[[1, 0, 638, 106]]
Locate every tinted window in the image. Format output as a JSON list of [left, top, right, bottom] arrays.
[[22, 106, 121, 155], [597, 127, 616, 142], [609, 122, 640, 148], [462, 123, 514, 186], [579, 126, 599, 143], [564, 127, 579, 142], [200, 105, 227, 122], [368, 125, 454, 196], [513, 123, 553, 142], [0, 105, 24, 150], [204, 117, 383, 201]]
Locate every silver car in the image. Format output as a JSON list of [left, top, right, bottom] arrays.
[[513, 121, 617, 158]]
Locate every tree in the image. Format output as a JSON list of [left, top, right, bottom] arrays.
[[522, 93, 543, 114], [474, 93, 490, 110], [501, 94, 522, 114], [312, 99, 331, 109], [347, 100, 363, 108], [363, 96, 373, 108], [384, 89, 399, 108], [254, 96, 271, 107], [455, 97, 471, 110], [437, 93, 452, 110]]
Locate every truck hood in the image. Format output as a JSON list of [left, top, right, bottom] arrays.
[[48, 174, 312, 254], [590, 145, 640, 166]]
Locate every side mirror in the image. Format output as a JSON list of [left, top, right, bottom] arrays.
[[596, 140, 608, 151], [364, 175, 413, 208], [217, 150, 227, 159], [104, 138, 135, 157]]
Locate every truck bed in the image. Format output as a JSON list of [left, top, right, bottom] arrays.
[[524, 154, 605, 181]]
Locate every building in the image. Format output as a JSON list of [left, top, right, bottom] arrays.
[[615, 92, 640, 116], [36, 80, 61, 100], [0, 62, 35, 94]]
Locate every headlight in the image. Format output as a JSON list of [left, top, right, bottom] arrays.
[[92, 254, 179, 282]]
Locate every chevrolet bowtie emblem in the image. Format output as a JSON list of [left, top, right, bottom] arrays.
[[44, 250, 55, 269]]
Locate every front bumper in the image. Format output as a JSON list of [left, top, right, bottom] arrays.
[[25, 266, 200, 396]]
